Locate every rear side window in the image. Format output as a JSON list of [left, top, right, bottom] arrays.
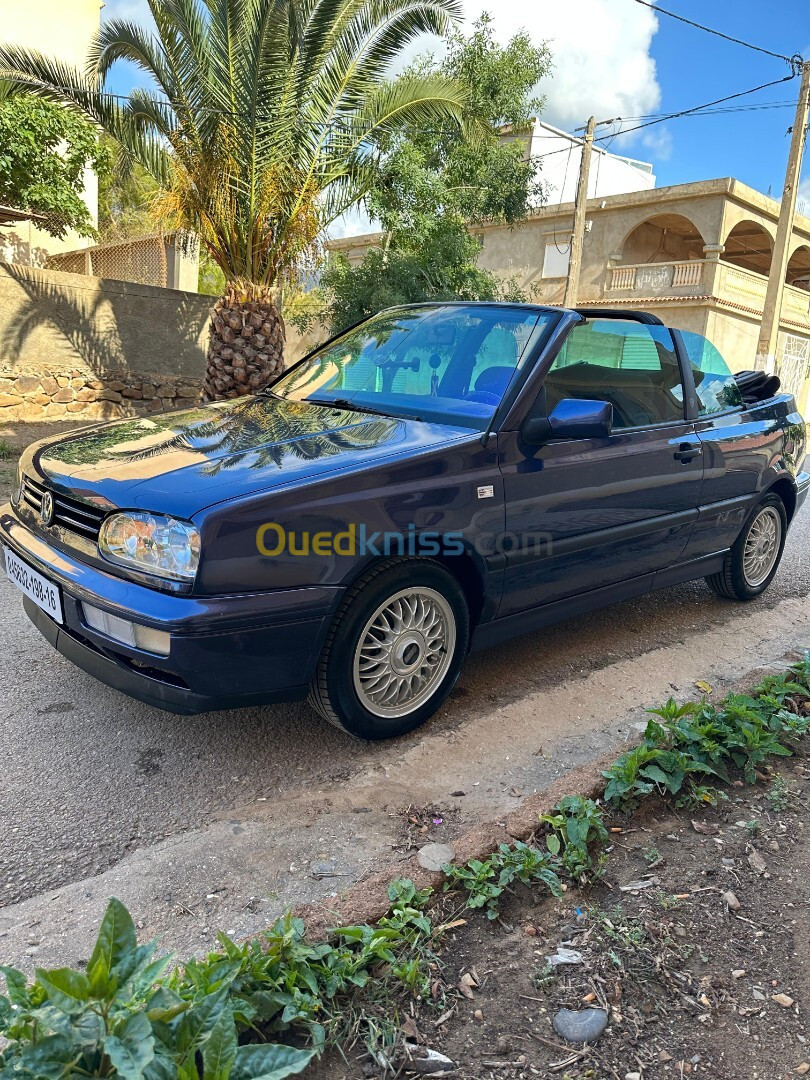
[[678, 332, 743, 415], [546, 319, 684, 428]]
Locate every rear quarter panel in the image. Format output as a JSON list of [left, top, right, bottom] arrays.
[[687, 395, 806, 558]]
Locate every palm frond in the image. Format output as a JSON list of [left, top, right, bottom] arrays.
[[2, 0, 468, 287]]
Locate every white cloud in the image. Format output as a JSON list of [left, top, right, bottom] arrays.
[[462, 0, 661, 141]]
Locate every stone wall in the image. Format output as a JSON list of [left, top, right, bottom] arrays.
[[0, 262, 321, 422], [0, 368, 204, 422]]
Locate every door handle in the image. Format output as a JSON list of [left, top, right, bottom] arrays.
[[674, 442, 702, 463]]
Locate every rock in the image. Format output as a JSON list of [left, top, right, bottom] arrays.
[[14, 375, 40, 394], [748, 849, 767, 875], [752, 989, 766, 1000], [773, 993, 795, 1008], [473, 1009, 483, 1022], [309, 861, 337, 877], [417, 843, 455, 871], [722, 890, 741, 911], [625, 1073, 642, 1080], [553, 1007, 609, 1044], [546, 947, 584, 967], [732, 969, 746, 979], [404, 1045, 455, 1074], [620, 878, 657, 891], [0, 393, 21, 407]]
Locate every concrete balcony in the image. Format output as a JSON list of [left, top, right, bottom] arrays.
[[605, 258, 810, 330], [606, 259, 709, 297]]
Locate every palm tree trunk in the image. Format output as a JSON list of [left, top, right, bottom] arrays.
[[202, 280, 285, 402]]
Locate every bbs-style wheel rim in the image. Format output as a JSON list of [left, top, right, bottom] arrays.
[[742, 506, 782, 587], [353, 588, 456, 719]]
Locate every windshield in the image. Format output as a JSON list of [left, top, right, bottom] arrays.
[[272, 304, 557, 429]]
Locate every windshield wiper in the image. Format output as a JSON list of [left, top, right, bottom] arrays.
[[308, 397, 423, 422]]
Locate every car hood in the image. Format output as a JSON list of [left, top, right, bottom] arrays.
[[26, 395, 469, 518]]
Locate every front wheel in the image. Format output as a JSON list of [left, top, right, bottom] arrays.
[[308, 559, 469, 740], [705, 493, 787, 601]]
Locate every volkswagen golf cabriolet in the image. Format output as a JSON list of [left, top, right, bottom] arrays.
[[2, 303, 807, 738]]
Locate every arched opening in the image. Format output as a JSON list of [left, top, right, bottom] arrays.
[[723, 221, 773, 276], [786, 245, 810, 290], [620, 214, 705, 264]]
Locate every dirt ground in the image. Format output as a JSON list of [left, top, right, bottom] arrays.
[[313, 753, 810, 1080]]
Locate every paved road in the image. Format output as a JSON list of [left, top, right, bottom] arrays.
[[1, 510, 809, 911]]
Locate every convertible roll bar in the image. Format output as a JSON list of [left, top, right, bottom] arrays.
[[574, 308, 665, 325]]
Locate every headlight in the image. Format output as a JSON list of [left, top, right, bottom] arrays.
[[99, 512, 200, 582]]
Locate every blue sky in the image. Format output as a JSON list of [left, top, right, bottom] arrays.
[[635, 0, 808, 202], [101, 0, 810, 208]]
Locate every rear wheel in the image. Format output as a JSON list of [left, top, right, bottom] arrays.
[[309, 559, 469, 740], [705, 493, 787, 601]]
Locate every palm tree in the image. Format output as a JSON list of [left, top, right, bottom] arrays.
[[0, 0, 466, 401]]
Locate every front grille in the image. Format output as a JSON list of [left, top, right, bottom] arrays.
[[21, 474, 107, 541]]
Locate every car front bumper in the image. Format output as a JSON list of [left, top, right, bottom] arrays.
[[0, 508, 343, 714]]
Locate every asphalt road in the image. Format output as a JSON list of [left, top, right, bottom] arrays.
[[1, 509, 809, 910]]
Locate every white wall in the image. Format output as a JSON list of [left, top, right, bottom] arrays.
[[531, 120, 656, 205]]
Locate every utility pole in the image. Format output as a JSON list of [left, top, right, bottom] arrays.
[[563, 116, 596, 308], [757, 59, 810, 371]]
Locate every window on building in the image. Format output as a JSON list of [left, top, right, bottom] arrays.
[[542, 242, 570, 279], [544, 320, 684, 428]]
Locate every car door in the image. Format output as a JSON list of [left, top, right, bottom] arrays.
[[497, 317, 705, 617]]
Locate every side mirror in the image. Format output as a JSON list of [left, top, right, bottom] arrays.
[[523, 398, 613, 444]]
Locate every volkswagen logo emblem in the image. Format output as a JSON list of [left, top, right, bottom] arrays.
[[40, 491, 55, 527]]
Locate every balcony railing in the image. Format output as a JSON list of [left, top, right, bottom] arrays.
[[605, 259, 810, 329], [606, 260, 706, 295]]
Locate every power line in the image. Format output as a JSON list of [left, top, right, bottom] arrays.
[[592, 72, 798, 144], [631, 0, 795, 66]]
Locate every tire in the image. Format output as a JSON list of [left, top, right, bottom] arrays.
[[308, 558, 469, 740], [705, 493, 787, 601]]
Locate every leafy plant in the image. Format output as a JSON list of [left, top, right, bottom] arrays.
[[443, 842, 562, 919], [540, 795, 609, 883], [0, 93, 111, 237], [604, 659, 810, 809], [0, 899, 314, 1080]]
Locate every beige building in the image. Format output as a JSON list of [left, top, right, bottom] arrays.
[[0, 0, 102, 265], [331, 177, 810, 414]]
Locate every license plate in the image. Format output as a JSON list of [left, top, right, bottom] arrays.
[[4, 546, 63, 624]]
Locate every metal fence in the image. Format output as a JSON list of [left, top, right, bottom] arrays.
[[46, 234, 170, 288]]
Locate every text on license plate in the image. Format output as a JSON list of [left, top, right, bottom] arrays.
[[4, 547, 63, 623]]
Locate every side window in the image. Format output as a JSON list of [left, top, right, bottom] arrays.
[[678, 331, 743, 415], [545, 320, 685, 429]]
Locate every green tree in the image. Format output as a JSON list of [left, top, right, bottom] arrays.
[[323, 14, 551, 332], [97, 135, 159, 243], [0, 92, 110, 238], [0, 0, 467, 400]]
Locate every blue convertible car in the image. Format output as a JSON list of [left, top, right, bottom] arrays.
[[2, 303, 807, 738]]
